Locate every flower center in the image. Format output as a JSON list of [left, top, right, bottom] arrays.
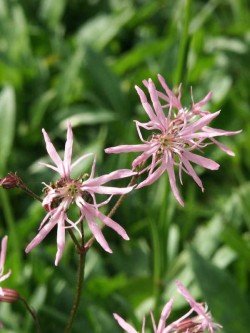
[[58, 179, 82, 200]]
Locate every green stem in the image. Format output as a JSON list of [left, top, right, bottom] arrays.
[[63, 174, 139, 330], [19, 295, 42, 333], [149, 174, 172, 312], [64, 223, 86, 333], [17, 176, 43, 202], [19, 184, 43, 202], [68, 228, 82, 252], [173, 0, 192, 86]]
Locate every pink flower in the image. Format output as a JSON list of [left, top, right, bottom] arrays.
[[105, 74, 240, 206], [114, 280, 222, 333], [25, 122, 135, 265], [0, 236, 11, 296], [172, 280, 222, 333]]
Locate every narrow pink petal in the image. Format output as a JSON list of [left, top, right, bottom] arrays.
[[39, 211, 53, 230], [85, 210, 112, 253], [71, 152, 93, 171], [157, 299, 173, 333], [157, 74, 183, 110], [183, 151, 219, 170], [163, 308, 194, 333], [105, 144, 149, 154], [176, 280, 206, 317], [55, 216, 66, 266], [63, 121, 73, 178], [25, 213, 59, 253], [185, 128, 241, 139], [135, 121, 157, 142], [150, 312, 157, 332], [95, 210, 129, 240], [0, 269, 11, 283], [148, 79, 166, 128], [136, 163, 166, 189], [203, 126, 242, 137], [113, 314, 138, 333], [142, 317, 146, 333], [210, 138, 235, 156], [132, 144, 159, 169], [135, 85, 159, 123], [85, 169, 136, 187], [135, 120, 160, 134], [39, 162, 59, 173], [181, 156, 204, 191], [165, 159, 184, 206], [0, 236, 8, 275], [87, 185, 134, 195], [192, 91, 212, 112], [180, 111, 220, 136], [90, 156, 97, 179], [42, 129, 63, 172]]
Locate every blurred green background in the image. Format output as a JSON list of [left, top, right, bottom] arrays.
[[0, 0, 250, 332]]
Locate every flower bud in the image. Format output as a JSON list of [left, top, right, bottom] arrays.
[[0, 173, 20, 189], [0, 288, 19, 303]]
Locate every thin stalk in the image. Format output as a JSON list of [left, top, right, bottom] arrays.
[[64, 222, 86, 333], [19, 295, 42, 333], [149, 174, 169, 309], [19, 183, 43, 202], [68, 228, 82, 252]]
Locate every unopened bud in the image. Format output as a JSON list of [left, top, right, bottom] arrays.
[[0, 173, 20, 189], [173, 318, 198, 332], [0, 288, 19, 303]]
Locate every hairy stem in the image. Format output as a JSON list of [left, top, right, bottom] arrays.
[[19, 295, 42, 333], [64, 222, 86, 333]]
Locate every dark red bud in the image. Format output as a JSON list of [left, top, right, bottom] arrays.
[[0, 288, 19, 303], [0, 173, 20, 189]]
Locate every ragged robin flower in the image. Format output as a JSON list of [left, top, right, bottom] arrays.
[[114, 280, 222, 333], [105, 74, 241, 206], [25, 122, 135, 265]]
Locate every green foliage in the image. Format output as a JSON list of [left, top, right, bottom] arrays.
[[0, 0, 249, 332]]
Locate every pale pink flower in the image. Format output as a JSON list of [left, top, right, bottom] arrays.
[[114, 280, 221, 333], [25, 122, 135, 265], [105, 74, 240, 206], [0, 236, 11, 296], [172, 280, 222, 333]]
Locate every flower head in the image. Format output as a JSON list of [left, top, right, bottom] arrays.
[[105, 74, 240, 206], [0, 236, 11, 296], [25, 122, 135, 265], [114, 280, 221, 333]]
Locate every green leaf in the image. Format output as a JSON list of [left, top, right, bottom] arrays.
[[85, 48, 130, 115], [190, 247, 250, 333], [0, 86, 16, 173], [76, 9, 134, 50], [39, 0, 66, 28]]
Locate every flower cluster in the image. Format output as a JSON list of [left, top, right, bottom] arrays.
[[25, 122, 135, 265], [114, 280, 222, 333], [105, 74, 240, 206], [0, 74, 239, 331]]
